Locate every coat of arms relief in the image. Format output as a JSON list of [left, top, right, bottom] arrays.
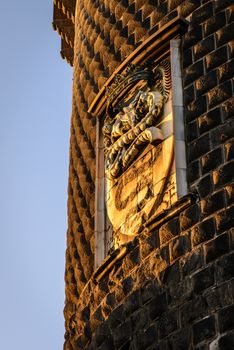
[[102, 61, 177, 250]]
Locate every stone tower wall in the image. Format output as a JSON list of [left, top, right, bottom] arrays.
[[63, 1, 234, 349]]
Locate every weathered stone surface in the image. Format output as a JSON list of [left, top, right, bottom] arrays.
[[216, 252, 234, 282], [200, 189, 225, 217], [180, 204, 200, 230], [192, 265, 215, 293], [180, 248, 203, 277], [204, 232, 230, 263], [187, 159, 200, 183], [191, 218, 215, 246], [169, 235, 189, 261], [159, 218, 180, 245], [218, 304, 234, 333], [219, 332, 234, 350], [200, 146, 223, 174], [213, 160, 234, 189], [185, 95, 207, 122], [195, 69, 217, 97], [180, 296, 207, 326], [197, 174, 213, 198], [52, 1, 234, 349], [205, 46, 228, 72], [203, 11, 226, 36], [193, 316, 216, 345]]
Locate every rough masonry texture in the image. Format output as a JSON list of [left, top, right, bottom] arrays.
[[53, 0, 234, 349]]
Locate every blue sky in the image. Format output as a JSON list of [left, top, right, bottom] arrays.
[[0, 1, 72, 349]]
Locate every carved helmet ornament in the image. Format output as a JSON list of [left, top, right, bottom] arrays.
[[103, 61, 171, 179]]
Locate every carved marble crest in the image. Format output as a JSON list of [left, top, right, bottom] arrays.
[[102, 60, 176, 246]]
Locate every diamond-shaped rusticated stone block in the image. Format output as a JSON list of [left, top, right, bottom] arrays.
[[183, 48, 193, 69], [90, 306, 104, 333], [159, 217, 180, 245], [216, 22, 234, 47], [200, 189, 225, 218], [123, 290, 141, 318], [179, 1, 201, 19], [187, 159, 200, 184], [213, 160, 234, 189], [188, 133, 210, 163], [195, 70, 218, 97], [194, 34, 215, 61], [146, 292, 167, 321], [184, 84, 195, 106], [215, 0, 234, 13], [211, 119, 234, 147], [168, 0, 183, 12], [160, 260, 181, 287], [222, 96, 234, 121], [218, 332, 234, 350], [131, 308, 149, 334], [204, 232, 230, 263], [106, 304, 125, 331], [192, 265, 215, 293], [225, 139, 234, 161], [197, 174, 213, 198], [185, 95, 207, 122], [205, 46, 228, 72], [122, 246, 140, 270], [203, 11, 226, 37], [227, 4, 234, 23], [204, 279, 234, 314], [191, 2, 214, 25], [218, 304, 234, 334], [158, 309, 178, 339], [193, 316, 216, 345], [180, 296, 208, 326], [191, 217, 216, 246], [134, 324, 158, 349], [207, 80, 232, 109], [180, 247, 203, 277], [169, 235, 190, 262], [180, 203, 200, 231], [218, 58, 234, 84], [113, 319, 132, 349], [169, 277, 193, 306], [141, 282, 163, 305], [215, 206, 234, 233], [139, 231, 159, 259], [200, 146, 223, 175], [184, 60, 204, 87], [225, 183, 234, 206], [101, 293, 118, 319], [93, 322, 114, 349], [216, 252, 234, 284], [167, 327, 192, 350], [186, 120, 198, 143], [183, 24, 202, 50]]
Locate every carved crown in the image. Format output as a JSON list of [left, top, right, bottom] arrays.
[[105, 63, 154, 108], [105, 60, 171, 114]]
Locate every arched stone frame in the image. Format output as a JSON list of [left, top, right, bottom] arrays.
[[93, 18, 189, 268]]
